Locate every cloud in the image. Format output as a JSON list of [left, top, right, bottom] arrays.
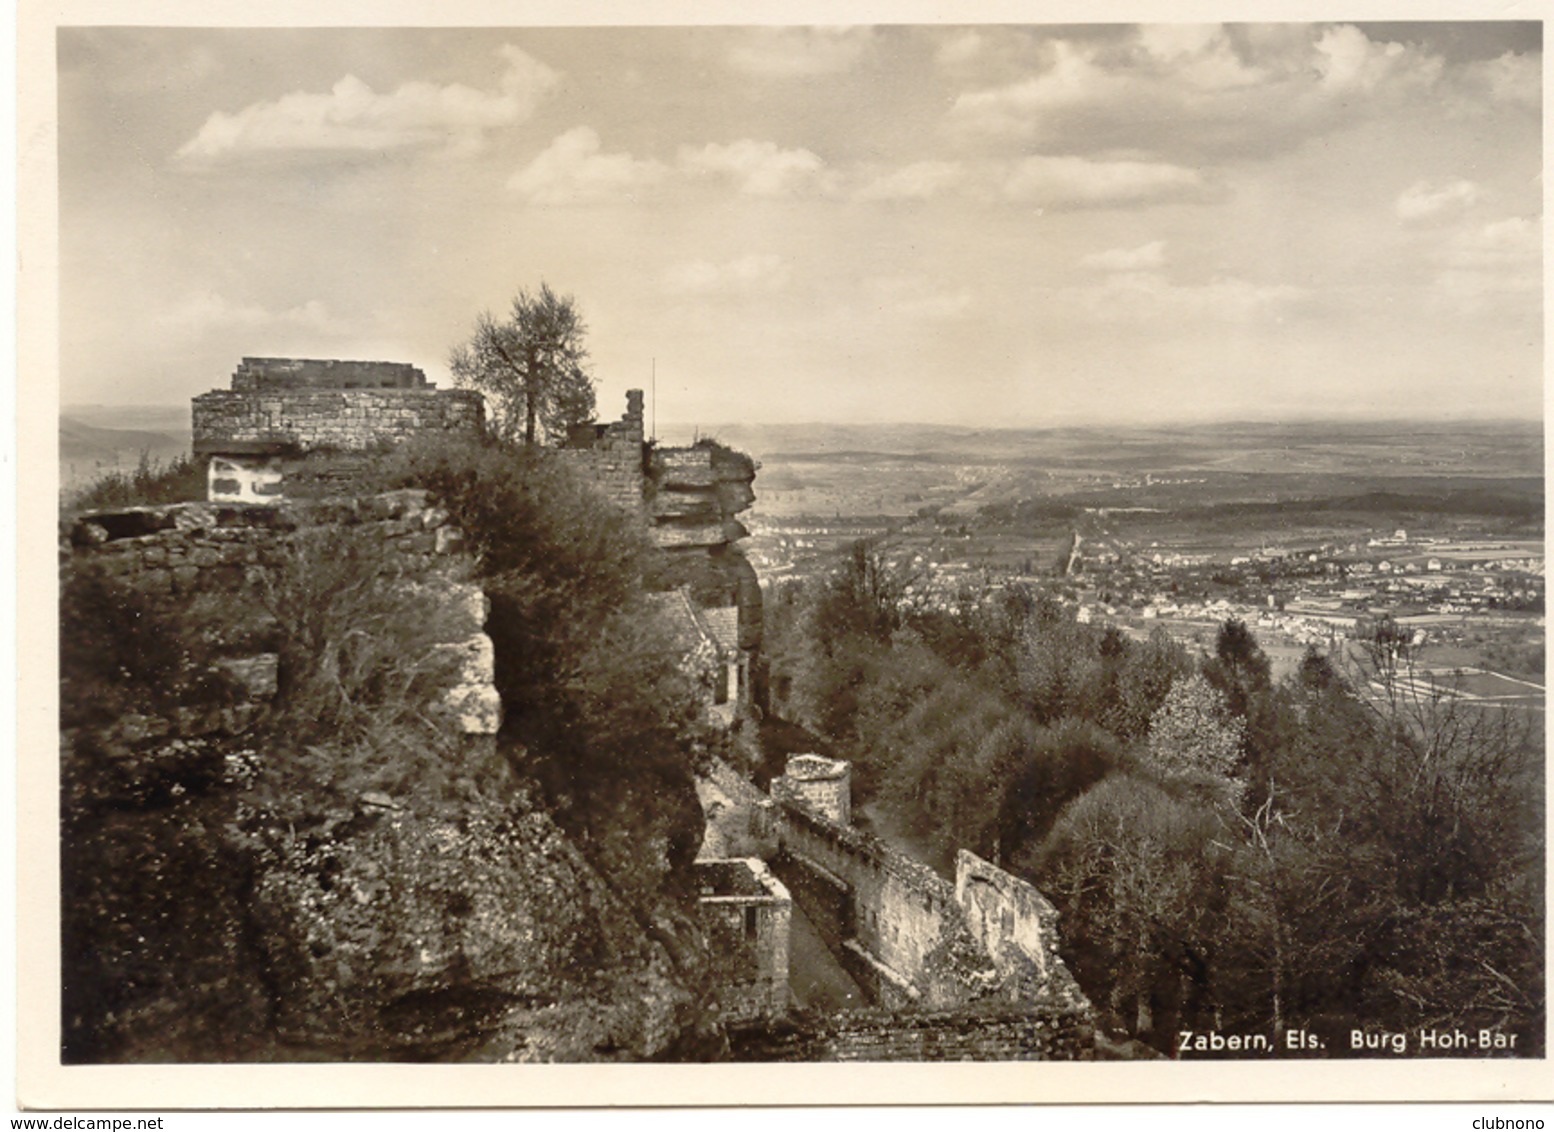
[[665, 254, 791, 295], [508, 127, 669, 204], [1135, 24, 1224, 64], [1446, 216, 1541, 268], [1081, 241, 1167, 272], [1430, 218, 1541, 310], [1395, 179, 1480, 224], [1003, 156, 1209, 209], [1312, 24, 1442, 95], [161, 292, 339, 333], [678, 139, 832, 197], [726, 28, 872, 78], [1456, 50, 1541, 109], [950, 40, 1129, 137], [175, 44, 559, 164], [852, 161, 966, 202], [948, 25, 1453, 163]]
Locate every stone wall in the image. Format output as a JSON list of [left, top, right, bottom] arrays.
[[562, 391, 764, 711], [771, 754, 851, 826], [758, 754, 1092, 1026], [192, 389, 484, 456], [729, 1005, 1095, 1062], [694, 859, 791, 1024], [957, 850, 1061, 986], [61, 490, 499, 741], [695, 757, 777, 859], [65, 490, 462, 593], [774, 799, 998, 1010], [557, 389, 648, 514], [231, 357, 430, 391], [558, 441, 649, 515]]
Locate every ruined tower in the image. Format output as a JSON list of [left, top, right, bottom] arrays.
[[191, 357, 484, 502]]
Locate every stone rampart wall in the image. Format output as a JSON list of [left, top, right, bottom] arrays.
[[231, 357, 429, 391], [774, 847, 852, 953], [774, 800, 997, 1009], [192, 389, 484, 454], [957, 850, 1061, 984], [63, 491, 464, 596], [557, 441, 647, 515], [697, 757, 777, 858], [695, 859, 791, 1024]]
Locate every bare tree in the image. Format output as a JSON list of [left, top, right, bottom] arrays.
[[450, 282, 595, 446]]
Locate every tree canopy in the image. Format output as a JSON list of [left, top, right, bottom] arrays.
[[450, 283, 596, 446], [766, 563, 1544, 1055]]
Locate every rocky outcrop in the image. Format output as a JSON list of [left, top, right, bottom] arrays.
[[250, 793, 710, 1060], [649, 442, 763, 652], [649, 442, 756, 552]]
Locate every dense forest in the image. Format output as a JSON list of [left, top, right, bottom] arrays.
[[766, 540, 1545, 1056]]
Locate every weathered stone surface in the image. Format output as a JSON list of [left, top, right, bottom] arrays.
[[653, 521, 728, 549], [250, 801, 700, 1060], [231, 357, 429, 392], [655, 453, 719, 489], [430, 636, 495, 687], [63, 492, 500, 749], [214, 654, 279, 701], [440, 683, 503, 735], [649, 491, 720, 521], [192, 388, 483, 460]]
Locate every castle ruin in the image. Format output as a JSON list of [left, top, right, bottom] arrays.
[[696, 753, 1095, 1057], [192, 357, 484, 503], [561, 391, 763, 723]]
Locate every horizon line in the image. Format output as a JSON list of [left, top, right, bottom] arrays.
[[61, 403, 1546, 432]]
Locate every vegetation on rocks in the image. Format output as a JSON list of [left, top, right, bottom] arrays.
[[64, 451, 207, 513], [60, 434, 724, 1061]]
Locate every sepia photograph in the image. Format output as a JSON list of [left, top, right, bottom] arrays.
[[19, 1, 1549, 1109]]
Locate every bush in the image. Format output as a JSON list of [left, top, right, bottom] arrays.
[[59, 564, 231, 732], [66, 452, 206, 513], [366, 434, 711, 898], [250, 524, 513, 821]]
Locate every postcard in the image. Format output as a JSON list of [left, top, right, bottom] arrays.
[[19, 0, 1551, 1110]]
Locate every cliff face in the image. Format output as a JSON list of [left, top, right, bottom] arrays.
[[649, 441, 763, 651], [250, 793, 708, 1061], [59, 490, 719, 1062]]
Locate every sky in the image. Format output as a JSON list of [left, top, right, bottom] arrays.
[[55, 22, 1543, 428]]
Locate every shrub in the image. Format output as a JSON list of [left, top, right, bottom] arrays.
[[363, 434, 711, 898], [250, 524, 512, 821], [66, 451, 206, 513]]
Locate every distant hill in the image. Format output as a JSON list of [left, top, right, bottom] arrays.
[[60, 418, 185, 461], [669, 419, 1544, 481], [59, 406, 192, 494]]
